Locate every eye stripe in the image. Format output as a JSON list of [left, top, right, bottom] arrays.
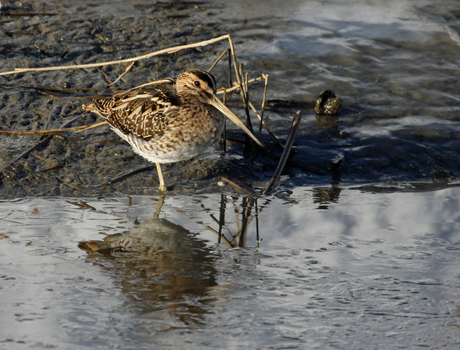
[[188, 69, 216, 92]]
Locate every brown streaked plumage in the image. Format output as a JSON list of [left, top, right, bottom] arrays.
[[83, 69, 263, 192]]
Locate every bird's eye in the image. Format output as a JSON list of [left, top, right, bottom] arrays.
[[194, 81, 200, 87]]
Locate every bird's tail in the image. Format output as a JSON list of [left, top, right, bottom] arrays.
[[82, 103, 94, 111]]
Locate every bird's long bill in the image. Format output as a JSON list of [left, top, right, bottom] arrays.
[[211, 96, 264, 147]]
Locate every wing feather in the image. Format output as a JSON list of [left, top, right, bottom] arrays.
[[88, 78, 181, 139]]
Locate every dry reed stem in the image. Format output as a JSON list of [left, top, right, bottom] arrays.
[[109, 62, 135, 86], [216, 77, 263, 95], [0, 125, 90, 134], [74, 121, 108, 133], [0, 34, 233, 76], [208, 48, 230, 73], [259, 74, 269, 138], [222, 88, 227, 153], [98, 69, 113, 85], [220, 176, 253, 195]]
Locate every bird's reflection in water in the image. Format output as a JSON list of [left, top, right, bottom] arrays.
[[78, 194, 261, 326], [79, 214, 219, 325]]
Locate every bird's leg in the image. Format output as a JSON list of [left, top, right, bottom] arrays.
[[156, 163, 167, 192], [154, 195, 165, 218]]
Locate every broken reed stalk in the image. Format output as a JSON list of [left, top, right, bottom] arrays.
[[208, 48, 230, 73], [254, 198, 260, 246], [0, 34, 235, 76], [262, 111, 302, 195], [216, 77, 263, 94], [108, 62, 135, 86], [74, 121, 108, 133], [0, 124, 91, 134], [222, 89, 227, 154], [226, 35, 244, 90], [259, 74, 269, 138], [220, 176, 253, 195], [241, 70, 255, 146], [217, 193, 226, 244], [238, 197, 257, 247], [227, 48, 233, 89], [93, 165, 155, 188]]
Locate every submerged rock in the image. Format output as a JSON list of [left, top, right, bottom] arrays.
[[314, 89, 342, 115]]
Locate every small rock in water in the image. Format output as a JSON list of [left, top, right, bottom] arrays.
[[314, 89, 342, 115], [328, 154, 345, 171]]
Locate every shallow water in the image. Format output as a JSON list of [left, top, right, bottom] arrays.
[[2, 0, 460, 348], [2, 186, 460, 349]]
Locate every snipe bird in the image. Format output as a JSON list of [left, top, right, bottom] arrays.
[[83, 69, 263, 192]]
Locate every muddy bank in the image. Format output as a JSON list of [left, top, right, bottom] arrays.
[[0, 0, 252, 197], [1, 0, 460, 198]]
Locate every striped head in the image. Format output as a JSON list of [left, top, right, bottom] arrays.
[[175, 69, 217, 104], [176, 68, 264, 148]]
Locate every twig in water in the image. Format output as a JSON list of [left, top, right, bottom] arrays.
[[92, 165, 155, 188], [220, 176, 253, 195], [262, 111, 302, 195]]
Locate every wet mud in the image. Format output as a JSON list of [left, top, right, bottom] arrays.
[[0, 0, 244, 197], [1, 0, 460, 198]]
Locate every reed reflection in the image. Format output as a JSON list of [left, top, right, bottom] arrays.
[[205, 194, 261, 248], [78, 194, 262, 325]]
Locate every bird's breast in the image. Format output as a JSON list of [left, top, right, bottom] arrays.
[[169, 104, 225, 145]]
